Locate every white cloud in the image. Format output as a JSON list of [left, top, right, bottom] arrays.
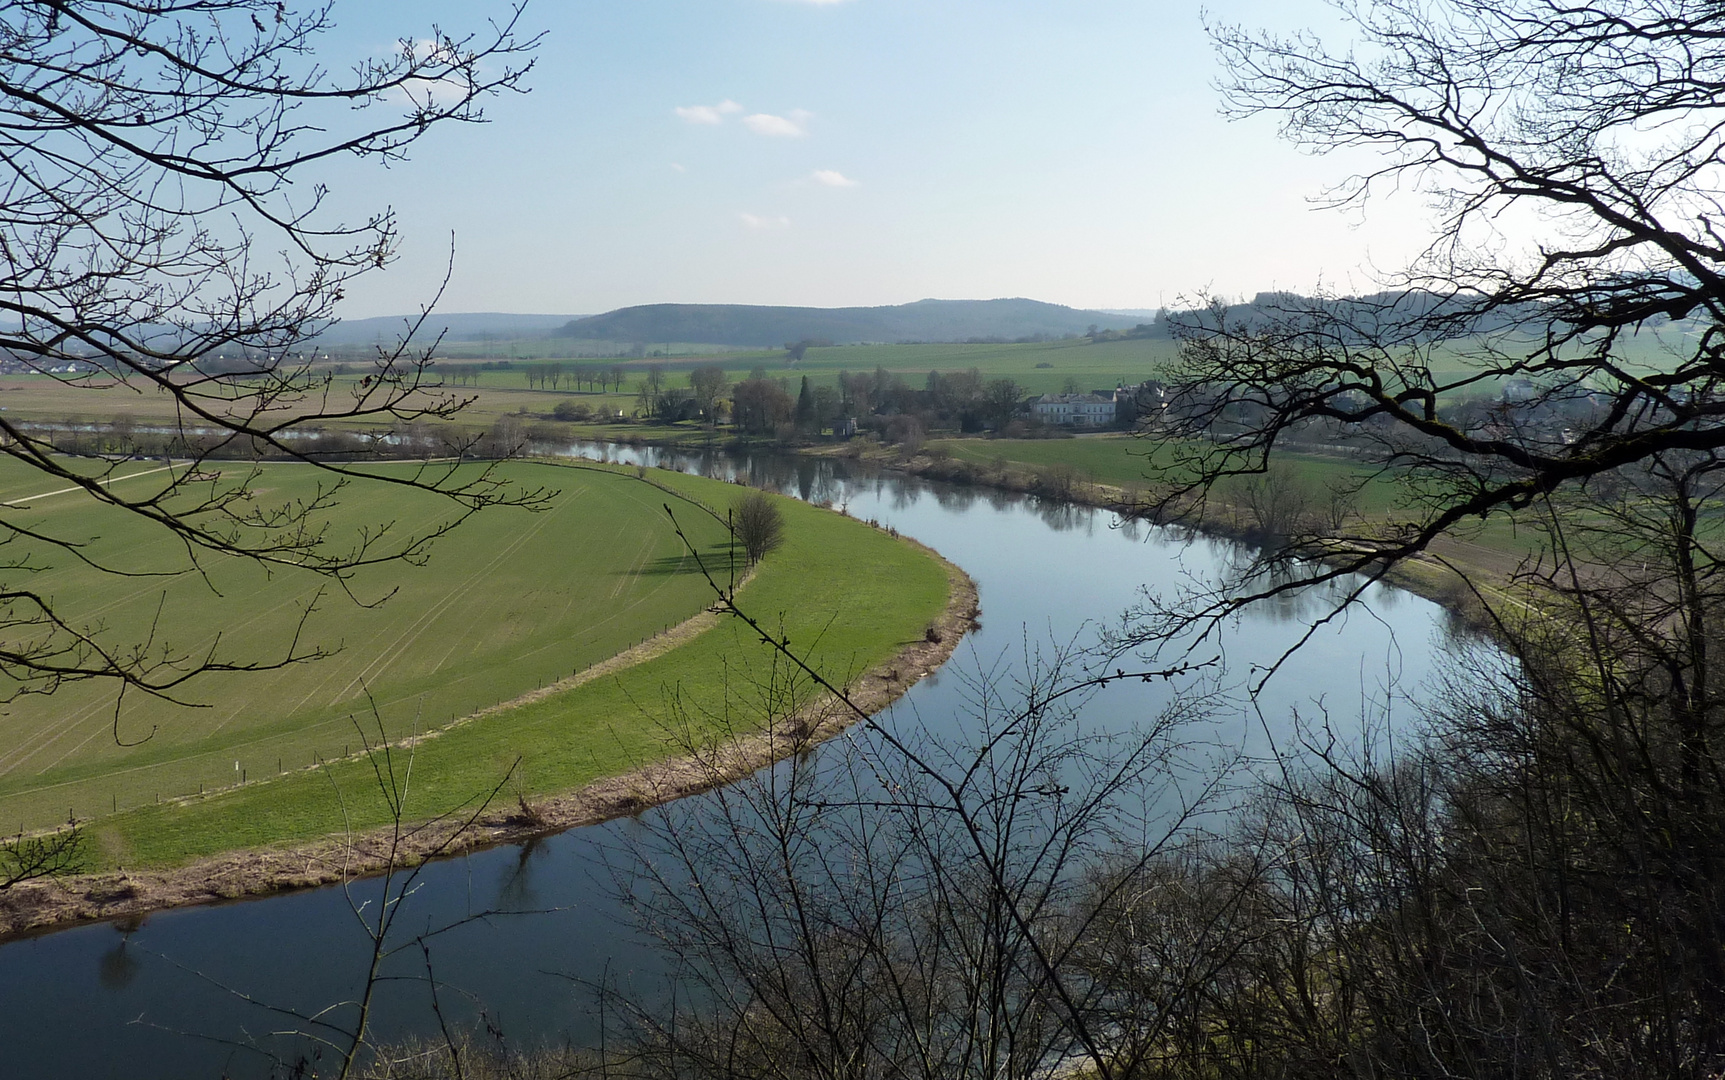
[[674, 99, 744, 125], [811, 169, 859, 187], [739, 212, 792, 230], [670, 162, 687, 172], [743, 110, 811, 137], [381, 39, 477, 109]]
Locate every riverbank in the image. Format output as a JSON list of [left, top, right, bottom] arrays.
[[782, 436, 1526, 626], [0, 505, 978, 940], [0, 431, 1467, 1080], [562, 424, 1535, 618], [0, 421, 1515, 938]]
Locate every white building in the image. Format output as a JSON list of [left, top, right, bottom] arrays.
[[1032, 392, 1118, 427]]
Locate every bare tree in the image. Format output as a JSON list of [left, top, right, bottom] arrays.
[[689, 364, 729, 421], [1171, 457, 1725, 1079], [0, 817, 83, 889], [1058, 7, 1725, 1077], [732, 374, 795, 435], [731, 490, 785, 566], [0, 3, 545, 713], [597, 609, 1230, 1080], [1149, 0, 1725, 627], [982, 377, 1025, 431], [160, 715, 533, 1079]]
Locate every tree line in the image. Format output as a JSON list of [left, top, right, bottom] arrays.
[[520, 363, 631, 392]]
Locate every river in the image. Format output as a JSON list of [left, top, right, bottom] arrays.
[[0, 442, 1464, 1078]]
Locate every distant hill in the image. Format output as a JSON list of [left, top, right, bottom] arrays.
[[553, 299, 1133, 347], [1158, 290, 1546, 341], [314, 312, 583, 347]]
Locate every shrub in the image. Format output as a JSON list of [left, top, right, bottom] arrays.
[[1033, 463, 1081, 500], [733, 490, 786, 566]]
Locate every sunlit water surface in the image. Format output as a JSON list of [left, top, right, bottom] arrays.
[[0, 442, 1467, 1078]]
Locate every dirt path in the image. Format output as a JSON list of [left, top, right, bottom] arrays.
[[0, 543, 980, 940]]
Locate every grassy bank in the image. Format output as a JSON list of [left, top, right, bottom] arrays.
[[0, 459, 737, 831], [900, 432, 1548, 609], [92, 473, 952, 868]]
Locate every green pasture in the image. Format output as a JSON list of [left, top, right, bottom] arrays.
[[430, 339, 750, 361], [406, 329, 1688, 413], [0, 458, 741, 833], [929, 433, 1545, 557], [932, 434, 1164, 489], [419, 337, 1177, 390], [930, 434, 1399, 512], [405, 338, 1177, 405], [411, 322, 1699, 402], [0, 371, 638, 432], [757, 338, 1181, 393], [98, 479, 950, 867], [0, 323, 1696, 441]]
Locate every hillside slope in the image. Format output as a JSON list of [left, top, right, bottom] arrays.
[[554, 298, 1132, 346]]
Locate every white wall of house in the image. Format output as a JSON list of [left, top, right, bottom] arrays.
[[1033, 393, 1117, 426]]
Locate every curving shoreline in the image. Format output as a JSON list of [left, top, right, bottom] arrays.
[[0, 432, 1489, 942], [0, 537, 979, 942], [580, 430, 1510, 620], [822, 440, 1515, 626]]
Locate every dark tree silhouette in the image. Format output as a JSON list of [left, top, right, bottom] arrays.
[[0, 3, 542, 712], [732, 490, 785, 566], [732, 374, 794, 435], [689, 364, 729, 420], [1150, 0, 1725, 632]]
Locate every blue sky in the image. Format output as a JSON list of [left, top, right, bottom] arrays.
[[320, 1, 1430, 318]]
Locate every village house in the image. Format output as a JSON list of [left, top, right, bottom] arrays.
[[1032, 390, 1120, 427]]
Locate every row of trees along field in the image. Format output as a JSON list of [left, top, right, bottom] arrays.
[[621, 363, 1035, 437], [486, 353, 1154, 440], [519, 363, 631, 392]]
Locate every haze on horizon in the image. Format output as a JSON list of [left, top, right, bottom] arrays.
[[323, 1, 1431, 321]]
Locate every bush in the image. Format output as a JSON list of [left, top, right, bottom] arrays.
[[1033, 462, 1081, 500], [552, 399, 591, 422], [732, 490, 786, 566]]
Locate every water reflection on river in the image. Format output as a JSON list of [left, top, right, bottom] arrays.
[[0, 441, 1464, 1078]]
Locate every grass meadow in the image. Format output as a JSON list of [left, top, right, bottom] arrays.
[[1, 326, 1688, 439], [0, 457, 949, 867], [927, 432, 1546, 559], [0, 459, 731, 833], [98, 475, 949, 867], [929, 433, 1400, 509]]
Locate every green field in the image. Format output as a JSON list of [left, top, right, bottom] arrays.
[[0, 339, 1176, 454], [926, 432, 1546, 559], [0, 328, 1683, 446], [0, 458, 951, 866], [424, 337, 1182, 423], [428, 336, 1182, 394], [0, 458, 725, 831], [101, 474, 949, 867], [738, 338, 1183, 393], [929, 433, 1399, 508]]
